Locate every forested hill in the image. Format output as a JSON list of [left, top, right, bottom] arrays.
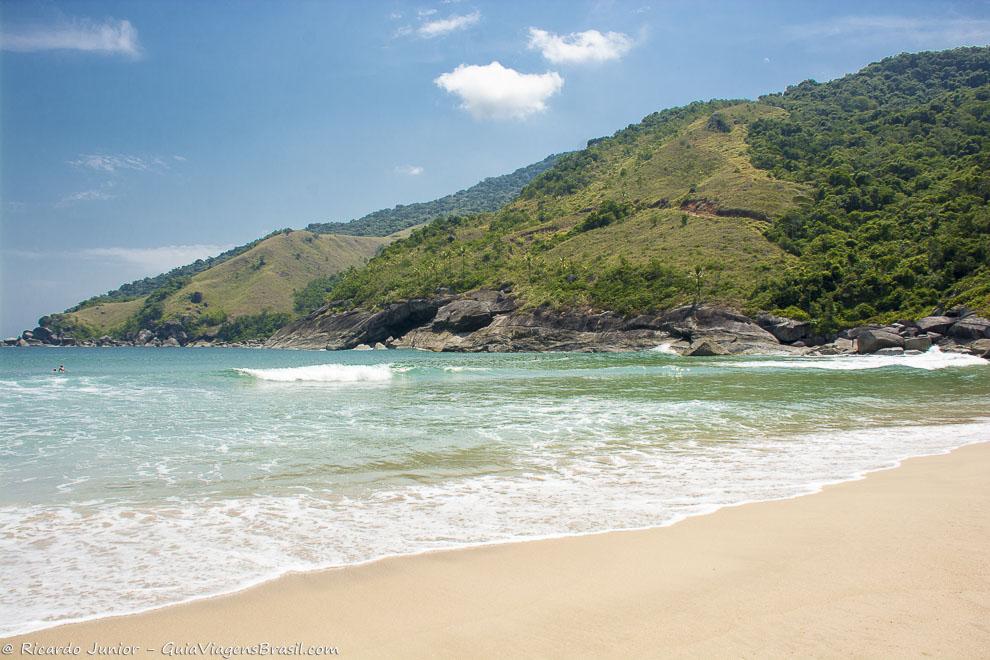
[[325, 46, 990, 331], [306, 153, 564, 237]]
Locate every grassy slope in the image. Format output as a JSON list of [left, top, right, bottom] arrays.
[[331, 102, 806, 314], [162, 231, 388, 320], [66, 298, 147, 335]]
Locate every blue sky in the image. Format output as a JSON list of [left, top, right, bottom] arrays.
[[2, 0, 989, 335]]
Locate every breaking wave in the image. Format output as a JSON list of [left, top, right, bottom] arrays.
[[730, 346, 986, 371], [234, 363, 394, 382]]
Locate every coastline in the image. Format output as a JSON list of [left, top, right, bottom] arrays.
[[4, 441, 988, 657]]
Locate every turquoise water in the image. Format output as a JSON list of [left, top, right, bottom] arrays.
[[2, 346, 989, 635]]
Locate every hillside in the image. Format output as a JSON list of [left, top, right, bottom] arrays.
[[306, 154, 564, 236], [58, 230, 387, 338], [327, 101, 806, 315], [322, 47, 990, 331]]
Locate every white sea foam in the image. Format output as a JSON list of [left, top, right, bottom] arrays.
[[234, 364, 394, 382], [731, 346, 987, 371], [650, 342, 681, 355], [3, 418, 989, 637]]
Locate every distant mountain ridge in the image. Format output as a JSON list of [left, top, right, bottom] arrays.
[[306, 154, 564, 236]]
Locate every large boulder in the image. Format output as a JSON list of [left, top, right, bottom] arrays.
[[948, 316, 990, 341], [31, 326, 55, 343], [916, 316, 955, 335], [856, 329, 904, 354], [136, 329, 155, 345], [903, 335, 932, 352], [755, 313, 811, 344], [432, 299, 494, 333]]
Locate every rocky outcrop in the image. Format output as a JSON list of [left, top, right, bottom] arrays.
[[268, 293, 797, 354], [267, 298, 444, 350]]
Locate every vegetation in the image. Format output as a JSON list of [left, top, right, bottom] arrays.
[[215, 311, 292, 343], [326, 100, 802, 313], [306, 154, 563, 236], [748, 46, 990, 330], [293, 274, 341, 314]]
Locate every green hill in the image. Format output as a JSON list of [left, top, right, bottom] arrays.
[[57, 230, 388, 339], [325, 47, 990, 330], [306, 154, 564, 236]]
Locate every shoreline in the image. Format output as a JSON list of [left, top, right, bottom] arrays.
[[4, 441, 989, 656]]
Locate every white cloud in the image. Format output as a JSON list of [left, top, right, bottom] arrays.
[[80, 245, 231, 272], [786, 15, 990, 47], [527, 28, 633, 64], [0, 18, 141, 57], [172, 155, 187, 162], [395, 165, 425, 176], [418, 8, 438, 18], [6, 244, 231, 274], [435, 61, 564, 121], [57, 189, 116, 207], [418, 11, 480, 38], [763, 57, 771, 64], [68, 153, 168, 173]]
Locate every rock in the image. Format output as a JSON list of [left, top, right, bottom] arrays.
[[686, 339, 730, 356], [875, 347, 904, 356], [856, 329, 904, 354], [968, 338, 990, 358], [353, 344, 372, 351], [16, 338, 28, 347], [161, 337, 180, 347], [60, 337, 77, 346], [268, 298, 444, 350], [834, 338, 855, 353], [32, 326, 55, 343], [432, 299, 494, 333], [945, 305, 971, 318], [21, 330, 34, 341], [755, 313, 811, 344], [916, 316, 955, 335], [903, 335, 932, 352], [136, 329, 155, 345], [948, 316, 990, 341], [373, 342, 387, 350]]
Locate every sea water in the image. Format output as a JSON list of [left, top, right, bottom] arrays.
[[1, 346, 988, 635]]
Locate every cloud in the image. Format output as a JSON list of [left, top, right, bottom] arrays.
[[0, 18, 141, 57], [763, 57, 771, 64], [418, 8, 438, 18], [785, 15, 990, 47], [79, 245, 231, 272], [172, 155, 187, 162], [395, 165, 425, 176], [435, 61, 564, 120], [57, 189, 116, 207], [68, 153, 169, 173], [6, 244, 231, 274], [418, 11, 480, 38], [527, 28, 633, 64]]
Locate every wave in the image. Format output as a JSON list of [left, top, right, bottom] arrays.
[[234, 364, 394, 382], [650, 342, 681, 355], [730, 346, 987, 371]]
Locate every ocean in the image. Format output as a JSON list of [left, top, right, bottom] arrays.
[[1, 345, 988, 636]]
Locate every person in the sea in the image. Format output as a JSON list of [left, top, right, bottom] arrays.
[[58, 365, 65, 373]]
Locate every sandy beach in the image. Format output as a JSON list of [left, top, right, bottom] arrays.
[[4, 442, 989, 658]]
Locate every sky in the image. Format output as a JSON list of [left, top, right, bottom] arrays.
[[2, 0, 989, 336]]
